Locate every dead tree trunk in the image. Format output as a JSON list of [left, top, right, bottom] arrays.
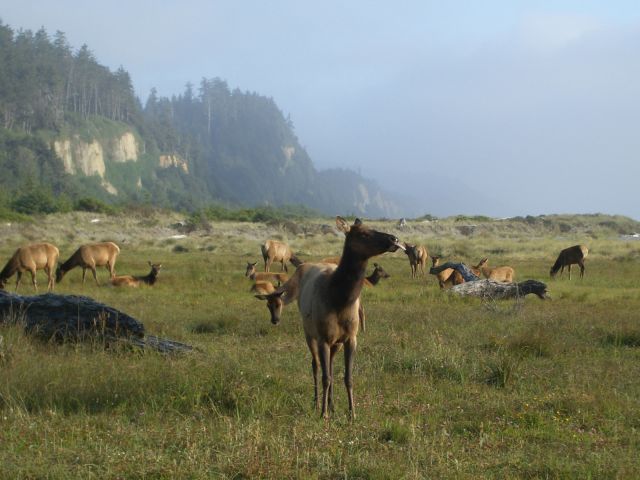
[[449, 279, 549, 300], [0, 291, 192, 352]]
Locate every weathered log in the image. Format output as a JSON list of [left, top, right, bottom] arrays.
[[449, 279, 549, 300], [429, 262, 480, 282], [0, 290, 193, 352]]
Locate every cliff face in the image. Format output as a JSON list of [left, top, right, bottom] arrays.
[[53, 132, 140, 178]]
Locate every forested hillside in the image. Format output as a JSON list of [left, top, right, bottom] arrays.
[[0, 21, 400, 217]]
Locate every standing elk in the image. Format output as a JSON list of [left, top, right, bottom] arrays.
[[256, 216, 404, 419], [111, 262, 162, 287], [0, 242, 59, 292], [550, 245, 588, 280], [403, 243, 428, 278], [56, 242, 120, 286], [245, 261, 288, 285], [473, 258, 515, 283], [430, 255, 464, 288], [261, 240, 302, 272]]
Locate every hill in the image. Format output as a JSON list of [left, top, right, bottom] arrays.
[[0, 22, 401, 217]]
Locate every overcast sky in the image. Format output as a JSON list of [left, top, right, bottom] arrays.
[[2, 1, 640, 219]]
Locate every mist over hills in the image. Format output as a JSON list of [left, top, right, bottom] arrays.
[[0, 21, 403, 218]]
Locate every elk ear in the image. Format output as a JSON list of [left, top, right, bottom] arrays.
[[251, 261, 257, 266], [336, 216, 350, 233], [148, 260, 152, 266], [353, 218, 363, 226], [374, 263, 379, 267]]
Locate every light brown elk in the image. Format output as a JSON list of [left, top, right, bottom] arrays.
[[550, 245, 588, 280], [430, 255, 464, 289], [261, 240, 301, 272], [250, 280, 277, 295], [56, 242, 120, 285], [245, 261, 288, 285], [474, 258, 515, 283], [111, 262, 162, 287], [0, 242, 59, 292], [257, 216, 404, 419], [403, 243, 428, 278]]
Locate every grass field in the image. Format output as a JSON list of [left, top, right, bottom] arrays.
[[1, 212, 640, 478]]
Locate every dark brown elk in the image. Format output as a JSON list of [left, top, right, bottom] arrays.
[[550, 245, 588, 280], [56, 242, 120, 285], [430, 255, 464, 288], [257, 216, 404, 419], [403, 243, 428, 278], [245, 261, 288, 285], [111, 262, 162, 287], [474, 258, 515, 282], [0, 242, 59, 292], [364, 263, 390, 287], [261, 240, 301, 272]]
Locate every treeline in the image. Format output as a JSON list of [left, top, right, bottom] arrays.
[[0, 21, 140, 132], [0, 21, 400, 218]]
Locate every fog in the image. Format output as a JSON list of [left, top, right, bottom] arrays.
[[3, 1, 639, 218]]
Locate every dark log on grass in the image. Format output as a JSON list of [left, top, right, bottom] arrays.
[[449, 279, 550, 300], [0, 290, 192, 352]]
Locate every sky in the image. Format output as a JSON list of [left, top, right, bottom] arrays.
[[2, 1, 640, 219]]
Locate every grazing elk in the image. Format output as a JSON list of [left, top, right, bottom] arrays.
[[56, 242, 120, 286], [257, 216, 404, 419], [403, 243, 428, 278], [245, 261, 288, 285], [550, 245, 588, 280], [0, 242, 59, 292], [261, 240, 302, 272], [111, 262, 162, 287], [474, 258, 515, 283], [430, 255, 464, 289]]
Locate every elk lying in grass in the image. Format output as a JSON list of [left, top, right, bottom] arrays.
[[257, 216, 404, 419], [261, 240, 302, 272], [245, 261, 288, 285], [364, 263, 390, 287], [550, 245, 588, 280], [473, 258, 515, 283], [56, 242, 120, 286], [0, 242, 59, 292], [430, 255, 464, 288], [111, 262, 162, 287], [403, 243, 428, 278], [250, 280, 276, 295]]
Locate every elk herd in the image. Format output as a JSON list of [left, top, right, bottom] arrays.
[[248, 217, 590, 419], [0, 240, 161, 291], [0, 216, 590, 420]]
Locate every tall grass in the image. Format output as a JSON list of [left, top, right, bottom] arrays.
[[0, 215, 639, 478]]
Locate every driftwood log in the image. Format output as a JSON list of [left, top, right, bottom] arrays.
[[0, 290, 192, 352], [450, 279, 549, 300]]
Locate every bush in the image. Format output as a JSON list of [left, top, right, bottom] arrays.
[[74, 197, 116, 214], [11, 190, 61, 214]]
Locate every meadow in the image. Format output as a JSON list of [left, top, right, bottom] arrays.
[[1, 212, 640, 479]]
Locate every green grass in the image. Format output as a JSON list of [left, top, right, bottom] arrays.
[[1, 216, 639, 478]]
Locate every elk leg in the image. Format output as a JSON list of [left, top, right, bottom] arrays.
[[265, 258, 272, 272], [92, 267, 99, 285], [319, 343, 331, 419], [568, 264, 572, 281], [579, 260, 585, 278], [82, 268, 87, 284], [344, 337, 357, 421], [29, 268, 37, 292], [282, 260, 288, 273], [306, 337, 320, 411], [358, 304, 366, 333], [15, 271, 22, 292], [328, 345, 340, 413]]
